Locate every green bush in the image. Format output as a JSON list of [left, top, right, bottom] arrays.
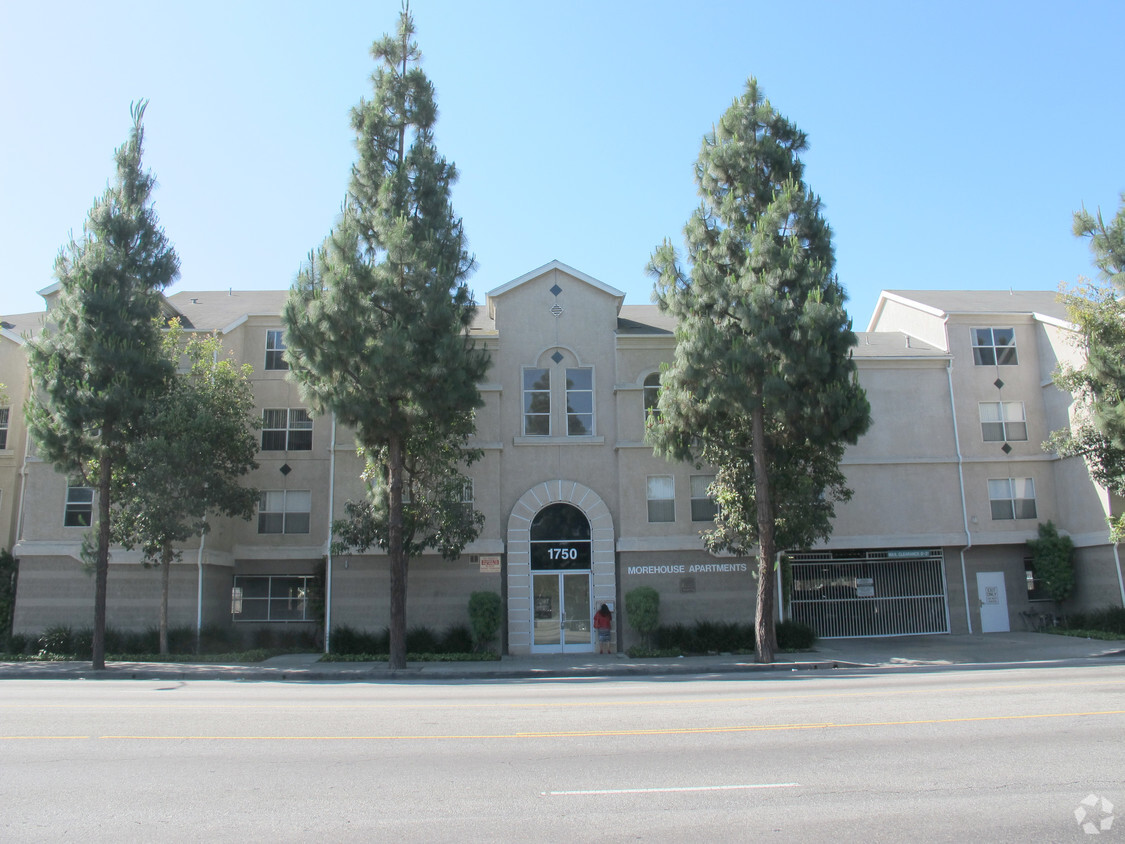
[[468, 591, 502, 650], [406, 626, 441, 654], [776, 619, 817, 650], [625, 587, 660, 645], [330, 625, 389, 655], [1062, 606, 1125, 636], [440, 624, 474, 654]]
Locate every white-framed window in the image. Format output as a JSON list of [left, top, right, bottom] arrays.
[[460, 479, 475, 525], [258, 490, 311, 534], [565, 367, 593, 435], [643, 372, 661, 424], [523, 367, 551, 435], [972, 327, 1018, 366], [265, 329, 289, 371], [647, 475, 675, 523], [232, 575, 313, 622], [988, 478, 1036, 520], [261, 408, 313, 451], [690, 475, 717, 522], [979, 401, 1027, 442], [65, 485, 93, 527], [0, 407, 9, 450]]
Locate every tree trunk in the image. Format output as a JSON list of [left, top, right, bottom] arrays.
[[387, 433, 407, 670], [160, 541, 173, 655], [93, 455, 112, 670], [751, 403, 777, 664]]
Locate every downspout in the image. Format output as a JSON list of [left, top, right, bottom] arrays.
[[14, 415, 32, 544], [324, 412, 337, 654], [195, 521, 206, 652], [947, 351, 974, 634], [1113, 541, 1125, 607]]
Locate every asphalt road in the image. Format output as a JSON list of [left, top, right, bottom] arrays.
[[2, 664, 1123, 842]]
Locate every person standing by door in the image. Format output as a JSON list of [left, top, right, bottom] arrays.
[[593, 603, 613, 654]]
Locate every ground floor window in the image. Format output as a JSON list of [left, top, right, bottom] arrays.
[[232, 575, 313, 621]]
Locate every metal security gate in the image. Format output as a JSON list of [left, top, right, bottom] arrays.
[[788, 549, 949, 638]]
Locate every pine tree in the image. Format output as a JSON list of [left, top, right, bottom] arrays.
[[110, 323, 260, 654], [1050, 194, 1125, 540], [26, 102, 178, 669], [283, 10, 488, 669], [648, 80, 870, 663]]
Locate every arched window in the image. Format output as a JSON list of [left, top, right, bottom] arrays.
[[530, 503, 591, 569], [643, 372, 661, 424]]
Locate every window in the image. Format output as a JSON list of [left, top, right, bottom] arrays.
[[261, 408, 313, 451], [523, 368, 550, 435], [647, 475, 675, 523], [643, 373, 661, 424], [232, 575, 313, 621], [265, 330, 289, 370], [972, 328, 1018, 366], [988, 478, 1036, 520], [0, 407, 9, 450], [979, 402, 1027, 442], [258, 490, 311, 534], [460, 479, 476, 526], [690, 475, 717, 522], [65, 485, 93, 527], [566, 367, 593, 435]]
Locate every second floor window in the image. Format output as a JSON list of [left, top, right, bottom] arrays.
[[0, 407, 8, 450], [972, 328, 1017, 366], [65, 485, 93, 527], [258, 490, 311, 534], [690, 475, 717, 521], [523, 368, 551, 435], [647, 475, 675, 523], [979, 402, 1027, 442], [265, 330, 289, 371], [988, 478, 1036, 521], [566, 368, 593, 435], [643, 373, 661, 424], [261, 409, 313, 451]]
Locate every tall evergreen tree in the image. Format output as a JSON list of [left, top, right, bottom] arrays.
[[1050, 194, 1125, 540], [648, 80, 870, 663], [284, 10, 488, 669], [110, 323, 260, 654], [26, 102, 178, 669]]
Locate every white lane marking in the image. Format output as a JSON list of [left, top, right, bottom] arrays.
[[543, 783, 800, 796]]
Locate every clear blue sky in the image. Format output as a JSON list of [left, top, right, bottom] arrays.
[[2, 1, 1122, 325]]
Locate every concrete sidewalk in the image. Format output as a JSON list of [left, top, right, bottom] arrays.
[[1, 631, 1123, 683]]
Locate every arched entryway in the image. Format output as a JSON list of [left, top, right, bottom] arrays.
[[506, 481, 616, 655]]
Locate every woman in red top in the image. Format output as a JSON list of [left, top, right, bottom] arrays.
[[593, 603, 612, 654]]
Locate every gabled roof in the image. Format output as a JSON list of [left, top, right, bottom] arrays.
[[869, 289, 1070, 331], [167, 290, 292, 331], [485, 260, 625, 319]]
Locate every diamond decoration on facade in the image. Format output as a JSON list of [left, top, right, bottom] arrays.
[[550, 303, 564, 317], [550, 350, 564, 365], [549, 283, 562, 297], [994, 378, 1005, 390], [1001, 443, 1012, 455], [280, 463, 292, 476]]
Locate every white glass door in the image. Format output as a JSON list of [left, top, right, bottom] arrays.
[[532, 572, 592, 652]]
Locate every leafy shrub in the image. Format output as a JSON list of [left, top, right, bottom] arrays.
[[330, 625, 388, 655], [468, 591, 502, 650], [1027, 521, 1076, 604], [406, 626, 440, 654], [440, 624, 474, 654], [776, 619, 817, 650], [38, 625, 93, 659], [625, 587, 660, 645], [1062, 606, 1125, 636]]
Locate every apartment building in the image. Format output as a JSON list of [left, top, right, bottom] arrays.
[[4, 262, 1123, 652]]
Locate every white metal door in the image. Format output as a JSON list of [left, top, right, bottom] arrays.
[[977, 571, 1010, 633]]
